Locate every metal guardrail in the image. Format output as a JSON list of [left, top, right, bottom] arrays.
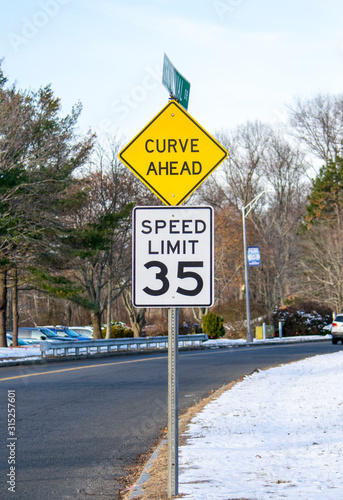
[[39, 334, 209, 358]]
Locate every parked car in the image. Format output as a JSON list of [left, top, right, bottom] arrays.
[[69, 326, 93, 338], [6, 334, 32, 346], [331, 314, 343, 344], [44, 326, 91, 341], [10, 327, 70, 343]]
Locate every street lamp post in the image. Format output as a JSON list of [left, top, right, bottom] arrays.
[[242, 190, 271, 343], [242, 203, 252, 343]]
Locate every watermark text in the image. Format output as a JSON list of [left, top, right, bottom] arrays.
[[8, 0, 72, 53], [7, 390, 16, 493]]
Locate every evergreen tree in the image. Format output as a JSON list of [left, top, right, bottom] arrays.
[[305, 156, 343, 227], [0, 62, 94, 346], [300, 156, 343, 311], [202, 312, 225, 339]]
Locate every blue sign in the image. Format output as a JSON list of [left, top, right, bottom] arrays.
[[248, 246, 261, 267]]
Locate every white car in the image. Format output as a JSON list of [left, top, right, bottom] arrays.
[[69, 326, 93, 338], [331, 314, 343, 344]]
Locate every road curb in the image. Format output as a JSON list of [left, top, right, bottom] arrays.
[[128, 438, 168, 499]]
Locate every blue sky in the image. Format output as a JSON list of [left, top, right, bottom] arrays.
[[1, 0, 343, 142]]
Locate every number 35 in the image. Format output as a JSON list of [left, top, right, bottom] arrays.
[[143, 261, 204, 297]]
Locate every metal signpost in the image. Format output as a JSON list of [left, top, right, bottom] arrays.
[[119, 58, 228, 497], [168, 306, 178, 496]]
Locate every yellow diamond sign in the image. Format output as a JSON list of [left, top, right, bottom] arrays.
[[118, 101, 228, 205]]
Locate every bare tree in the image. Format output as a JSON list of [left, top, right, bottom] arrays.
[[288, 93, 343, 164], [250, 132, 308, 313], [191, 307, 210, 328], [300, 221, 343, 313], [198, 123, 309, 322], [215, 121, 272, 207]]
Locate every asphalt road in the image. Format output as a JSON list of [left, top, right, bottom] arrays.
[[0, 340, 342, 499]]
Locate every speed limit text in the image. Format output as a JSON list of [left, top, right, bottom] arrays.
[[141, 218, 206, 234], [140, 218, 206, 255]]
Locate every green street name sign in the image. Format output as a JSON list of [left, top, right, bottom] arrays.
[[162, 53, 190, 110]]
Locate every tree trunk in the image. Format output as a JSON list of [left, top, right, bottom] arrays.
[[91, 311, 102, 339], [106, 279, 112, 339], [66, 302, 72, 326], [130, 318, 141, 338], [0, 269, 8, 347], [12, 268, 19, 347], [192, 307, 209, 328], [122, 289, 146, 337]]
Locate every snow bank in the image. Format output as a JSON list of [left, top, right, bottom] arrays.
[[0, 346, 41, 363], [179, 351, 343, 499], [203, 334, 331, 348]]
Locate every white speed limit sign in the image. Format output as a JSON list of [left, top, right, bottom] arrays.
[[132, 206, 214, 307]]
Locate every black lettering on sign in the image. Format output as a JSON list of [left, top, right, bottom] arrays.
[[147, 240, 200, 255], [170, 220, 180, 234], [168, 139, 177, 152], [155, 220, 167, 233], [195, 220, 206, 233], [180, 162, 191, 174], [182, 220, 192, 233], [142, 261, 204, 297], [141, 220, 152, 234], [148, 241, 158, 254], [179, 139, 188, 152], [170, 161, 178, 175], [176, 261, 204, 296], [147, 162, 157, 174], [146, 161, 202, 175], [143, 219, 206, 234], [192, 161, 201, 174], [144, 138, 200, 154], [143, 261, 169, 296], [191, 139, 199, 152], [145, 140, 154, 153]]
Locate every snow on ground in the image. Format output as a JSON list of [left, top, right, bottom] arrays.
[[0, 346, 41, 362], [179, 350, 343, 500], [204, 334, 331, 347]]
